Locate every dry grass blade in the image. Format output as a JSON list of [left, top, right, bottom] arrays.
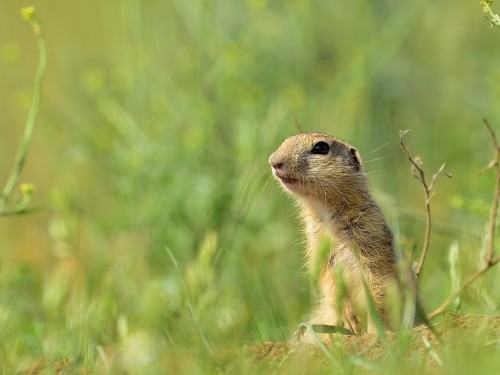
[[297, 323, 343, 371], [294, 116, 303, 133], [483, 119, 500, 263]]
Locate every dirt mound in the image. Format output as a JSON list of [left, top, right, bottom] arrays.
[[247, 313, 500, 372]]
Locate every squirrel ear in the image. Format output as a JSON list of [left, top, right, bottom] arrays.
[[349, 148, 362, 172]]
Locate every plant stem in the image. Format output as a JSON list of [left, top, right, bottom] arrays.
[[0, 10, 47, 213], [482, 1, 500, 27], [399, 131, 433, 278]]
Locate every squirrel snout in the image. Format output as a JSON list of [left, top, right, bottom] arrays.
[[269, 153, 284, 170]]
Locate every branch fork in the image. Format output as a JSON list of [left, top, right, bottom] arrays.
[[399, 130, 452, 278]]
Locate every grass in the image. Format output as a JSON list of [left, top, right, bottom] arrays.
[[1, 0, 500, 373]]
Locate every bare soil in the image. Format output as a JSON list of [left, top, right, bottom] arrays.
[[247, 313, 500, 372]]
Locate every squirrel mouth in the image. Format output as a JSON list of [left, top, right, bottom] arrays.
[[280, 176, 299, 184], [274, 171, 299, 185]]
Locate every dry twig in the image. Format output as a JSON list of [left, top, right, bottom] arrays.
[[399, 130, 452, 278], [428, 119, 500, 319]]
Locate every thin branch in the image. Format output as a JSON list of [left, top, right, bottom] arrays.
[[428, 256, 500, 319], [428, 119, 500, 319], [399, 130, 451, 278]]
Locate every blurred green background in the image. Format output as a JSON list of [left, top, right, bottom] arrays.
[[1, 0, 500, 372]]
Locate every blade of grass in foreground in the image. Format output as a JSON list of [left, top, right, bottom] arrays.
[[164, 245, 215, 358]]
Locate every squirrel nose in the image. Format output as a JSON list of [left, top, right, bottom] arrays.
[[269, 152, 284, 169], [271, 162, 283, 170]]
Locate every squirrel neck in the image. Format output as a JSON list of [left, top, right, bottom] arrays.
[[300, 186, 395, 269], [300, 180, 375, 231]]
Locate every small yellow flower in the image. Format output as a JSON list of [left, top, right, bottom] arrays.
[[20, 6, 36, 21], [20, 183, 36, 196]]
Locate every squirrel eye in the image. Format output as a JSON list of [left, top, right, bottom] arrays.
[[311, 141, 330, 155]]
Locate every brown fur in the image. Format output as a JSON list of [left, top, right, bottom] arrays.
[[269, 133, 415, 337]]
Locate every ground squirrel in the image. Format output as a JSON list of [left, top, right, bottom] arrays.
[[269, 133, 418, 337]]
